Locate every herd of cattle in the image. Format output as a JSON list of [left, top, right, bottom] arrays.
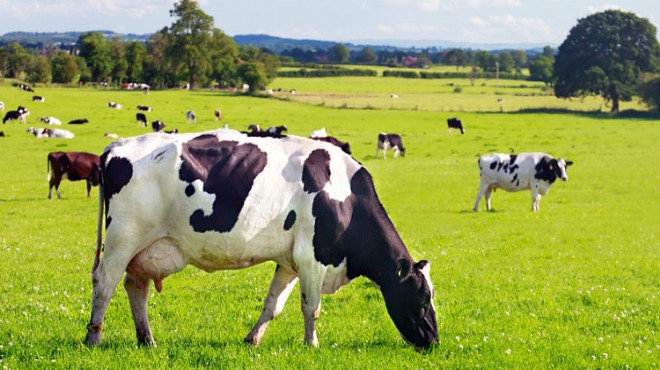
[[5, 82, 574, 350]]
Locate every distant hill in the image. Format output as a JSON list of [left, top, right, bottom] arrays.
[[0, 31, 551, 54]]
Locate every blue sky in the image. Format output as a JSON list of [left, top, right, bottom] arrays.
[[0, 0, 657, 46]]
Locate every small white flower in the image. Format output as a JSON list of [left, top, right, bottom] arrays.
[[603, 353, 609, 359], [505, 348, 512, 355], [598, 337, 604, 343]]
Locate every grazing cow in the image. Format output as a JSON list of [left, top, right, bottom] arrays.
[[47, 151, 100, 199], [108, 102, 122, 109], [375, 133, 405, 159], [84, 129, 438, 349], [33, 95, 45, 102], [137, 105, 152, 112], [152, 120, 166, 132], [473, 152, 573, 212], [186, 110, 196, 123], [447, 117, 465, 135], [40, 116, 62, 125], [311, 136, 352, 155], [309, 127, 327, 138], [136, 113, 147, 126], [19, 83, 35, 92], [68, 118, 89, 125], [27, 127, 75, 138], [214, 109, 222, 121]]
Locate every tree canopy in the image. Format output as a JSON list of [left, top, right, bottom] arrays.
[[554, 10, 660, 112]]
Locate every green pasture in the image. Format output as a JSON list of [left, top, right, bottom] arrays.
[[0, 78, 657, 368]]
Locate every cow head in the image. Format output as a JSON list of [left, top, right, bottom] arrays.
[[555, 158, 573, 181], [382, 259, 438, 349]]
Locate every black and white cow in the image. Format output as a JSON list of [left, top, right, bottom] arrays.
[[266, 124, 288, 135], [137, 105, 152, 112], [473, 152, 573, 212], [84, 129, 438, 350], [0, 101, 5, 111], [33, 95, 45, 102], [136, 113, 147, 126], [151, 120, 166, 132], [3, 106, 29, 124], [19, 83, 34, 92], [186, 110, 196, 123], [108, 102, 122, 109], [447, 117, 465, 135], [27, 127, 75, 138], [40, 116, 62, 125], [375, 133, 405, 159]]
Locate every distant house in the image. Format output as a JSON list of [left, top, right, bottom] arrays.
[[402, 56, 418, 68]]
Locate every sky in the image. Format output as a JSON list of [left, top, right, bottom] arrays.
[[0, 0, 658, 47]]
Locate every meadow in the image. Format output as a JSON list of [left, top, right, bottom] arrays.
[[0, 75, 657, 369]]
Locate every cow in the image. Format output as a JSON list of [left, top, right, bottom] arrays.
[[390, 93, 399, 99], [152, 120, 166, 132], [33, 95, 45, 102], [68, 118, 89, 125], [136, 113, 147, 126], [266, 125, 288, 135], [473, 152, 573, 212], [47, 151, 100, 199], [247, 124, 261, 133], [3, 106, 29, 124], [19, 83, 34, 92], [137, 105, 152, 112], [40, 116, 62, 125], [164, 129, 178, 134], [84, 129, 438, 350], [311, 136, 352, 155], [375, 133, 405, 159], [186, 110, 196, 123], [0, 101, 4, 111], [214, 109, 222, 121], [309, 127, 327, 138], [27, 127, 75, 138], [104, 132, 119, 139], [108, 102, 122, 109], [447, 117, 465, 135], [0, 131, 5, 137]]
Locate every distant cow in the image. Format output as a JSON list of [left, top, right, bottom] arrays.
[[473, 152, 573, 212], [104, 132, 119, 139], [136, 113, 147, 126], [247, 124, 261, 133], [40, 116, 62, 125], [33, 95, 45, 102], [83, 129, 437, 350], [108, 102, 122, 109], [27, 127, 75, 138], [266, 125, 288, 135], [19, 83, 34, 92], [310, 128, 327, 138], [390, 93, 399, 99], [137, 105, 152, 112], [152, 120, 166, 132], [68, 118, 89, 124], [186, 110, 196, 123], [214, 109, 222, 121], [47, 151, 100, 199], [376, 133, 405, 159], [311, 136, 352, 155], [3, 106, 30, 124], [447, 117, 464, 134]]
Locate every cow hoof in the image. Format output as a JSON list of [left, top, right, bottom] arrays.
[[244, 334, 261, 347], [84, 332, 102, 346], [138, 337, 157, 347]]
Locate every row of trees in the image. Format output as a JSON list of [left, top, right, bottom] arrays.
[[0, 0, 277, 92]]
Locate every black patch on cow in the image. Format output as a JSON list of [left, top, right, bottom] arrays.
[[509, 164, 519, 174], [489, 161, 497, 170], [509, 155, 517, 165], [511, 173, 518, 183], [179, 134, 268, 233], [283, 210, 296, 231], [534, 158, 559, 184], [102, 156, 133, 200], [106, 216, 112, 229], [497, 162, 504, 171], [503, 163, 509, 172], [302, 149, 331, 193], [185, 184, 195, 197]]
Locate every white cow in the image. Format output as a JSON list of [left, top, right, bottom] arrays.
[[40, 116, 62, 125], [473, 152, 573, 212], [84, 129, 438, 350], [26, 127, 75, 138]]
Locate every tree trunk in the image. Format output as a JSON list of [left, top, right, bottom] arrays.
[[611, 97, 620, 113]]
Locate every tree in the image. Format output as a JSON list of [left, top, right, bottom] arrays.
[[166, 0, 214, 88], [209, 29, 238, 87], [638, 76, 660, 111], [328, 43, 349, 63], [125, 41, 146, 82], [442, 49, 466, 70], [7, 42, 31, 79], [51, 52, 80, 84], [78, 32, 112, 82], [554, 10, 660, 112], [512, 50, 527, 69], [237, 62, 266, 93], [27, 55, 51, 84], [498, 51, 515, 73], [109, 37, 128, 84], [356, 47, 377, 64], [529, 55, 554, 85]]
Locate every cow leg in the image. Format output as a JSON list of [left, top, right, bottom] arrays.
[[49, 178, 61, 199], [299, 270, 324, 347], [84, 258, 128, 346], [484, 187, 494, 211], [86, 180, 92, 198], [473, 181, 488, 211], [245, 265, 298, 347], [124, 274, 156, 346]]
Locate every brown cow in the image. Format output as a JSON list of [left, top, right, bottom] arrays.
[[47, 152, 100, 199]]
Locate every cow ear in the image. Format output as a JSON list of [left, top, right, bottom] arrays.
[[396, 259, 412, 281], [415, 260, 431, 275], [566, 161, 573, 166]]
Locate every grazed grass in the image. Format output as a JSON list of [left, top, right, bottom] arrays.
[[0, 79, 657, 369]]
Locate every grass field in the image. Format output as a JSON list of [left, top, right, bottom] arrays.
[[0, 77, 657, 369]]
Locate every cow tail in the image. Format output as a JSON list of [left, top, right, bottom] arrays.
[[46, 154, 51, 181], [92, 174, 104, 273]]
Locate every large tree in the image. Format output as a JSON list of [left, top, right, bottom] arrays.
[[554, 10, 660, 112], [165, 0, 214, 88], [78, 31, 112, 82]]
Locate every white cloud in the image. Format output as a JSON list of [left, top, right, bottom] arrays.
[[587, 4, 624, 14], [377, 22, 437, 34], [464, 14, 553, 43]]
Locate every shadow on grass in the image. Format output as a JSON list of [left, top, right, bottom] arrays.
[[510, 108, 659, 120]]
